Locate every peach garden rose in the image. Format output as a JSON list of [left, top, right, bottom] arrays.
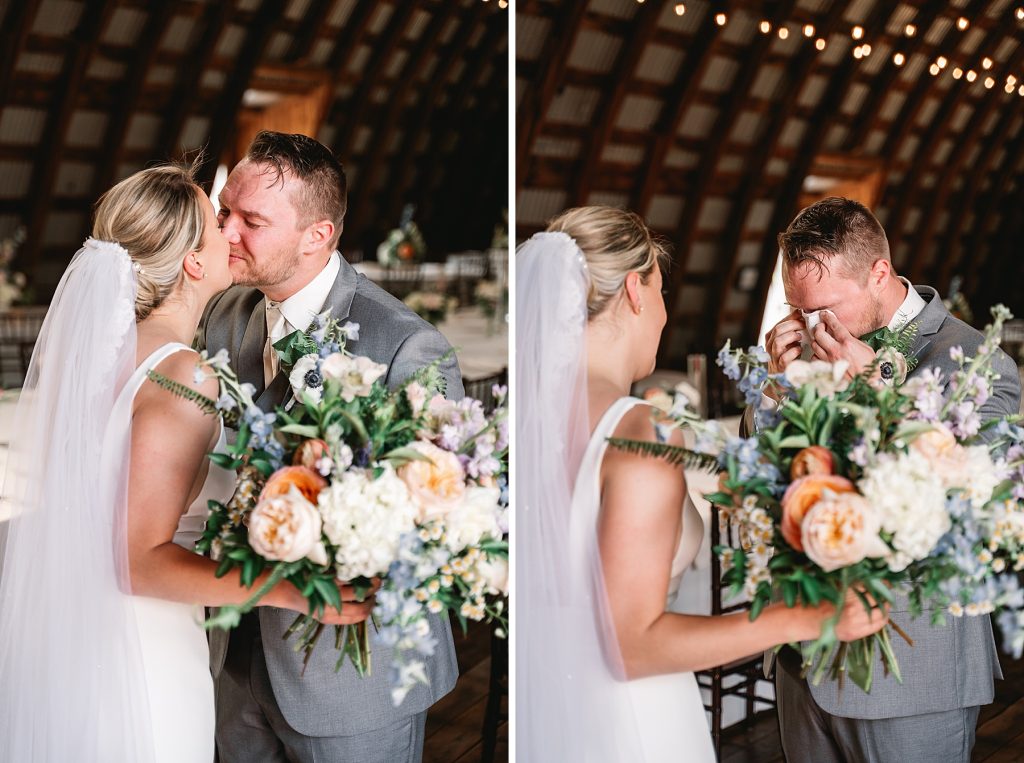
[[248, 486, 329, 565], [781, 474, 857, 552], [801, 492, 889, 572], [790, 445, 835, 480], [397, 441, 467, 522]]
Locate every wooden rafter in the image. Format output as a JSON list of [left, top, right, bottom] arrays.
[[703, 0, 849, 347], [20, 1, 116, 277], [329, 3, 417, 169], [915, 46, 1024, 288], [345, 3, 458, 239], [284, 0, 336, 63], [196, 0, 288, 189], [568, 0, 661, 204], [885, 3, 1009, 267], [382, 2, 487, 226], [91, 0, 176, 199], [0, 0, 41, 111], [154, 0, 230, 161], [514, 0, 588, 197], [629, 7, 722, 215]]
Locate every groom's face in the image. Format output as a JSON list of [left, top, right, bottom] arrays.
[[782, 259, 883, 339], [217, 159, 306, 289]]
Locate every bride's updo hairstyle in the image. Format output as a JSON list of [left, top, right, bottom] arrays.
[[546, 206, 670, 319], [92, 163, 208, 321]]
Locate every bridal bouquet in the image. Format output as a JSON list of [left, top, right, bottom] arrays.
[[617, 306, 1024, 692], [377, 203, 427, 266], [151, 313, 508, 705]]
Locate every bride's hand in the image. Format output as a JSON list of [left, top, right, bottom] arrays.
[[312, 577, 382, 626], [818, 588, 889, 641]]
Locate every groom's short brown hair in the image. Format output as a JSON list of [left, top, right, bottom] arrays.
[[778, 197, 889, 282], [245, 130, 348, 248]]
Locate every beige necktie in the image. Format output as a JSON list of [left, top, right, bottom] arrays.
[[263, 301, 287, 387]]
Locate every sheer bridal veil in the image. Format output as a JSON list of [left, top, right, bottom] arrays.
[[516, 232, 645, 761], [0, 239, 156, 761]]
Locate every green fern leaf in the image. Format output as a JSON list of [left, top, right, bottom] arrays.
[[606, 437, 719, 473]]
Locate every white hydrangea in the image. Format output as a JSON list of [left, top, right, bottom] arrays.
[[318, 465, 418, 580], [858, 450, 950, 572], [957, 446, 1004, 511], [443, 486, 503, 554]]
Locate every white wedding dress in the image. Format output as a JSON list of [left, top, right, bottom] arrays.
[[574, 396, 717, 762], [118, 343, 235, 762]]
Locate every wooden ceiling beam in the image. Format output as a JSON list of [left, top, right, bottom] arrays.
[[0, 0, 41, 109], [659, 0, 803, 357], [154, 0, 230, 161], [284, 0, 336, 63], [515, 0, 589, 196], [569, 1, 663, 205], [884, 2, 1008, 267], [413, 22, 508, 228], [917, 56, 1024, 290], [381, 2, 487, 228], [91, 0, 176, 200], [195, 0, 288, 189], [19, 1, 116, 277], [345, 4, 457, 242], [702, 0, 849, 349], [329, 3, 418, 167], [842, 3, 946, 152]]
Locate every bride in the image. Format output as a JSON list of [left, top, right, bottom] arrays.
[[0, 164, 370, 762], [516, 206, 888, 761]]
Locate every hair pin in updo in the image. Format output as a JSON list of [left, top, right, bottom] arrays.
[[132, 260, 144, 275]]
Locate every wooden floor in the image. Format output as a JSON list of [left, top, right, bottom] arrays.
[[423, 619, 507, 763], [720, 656, 1024, 763]]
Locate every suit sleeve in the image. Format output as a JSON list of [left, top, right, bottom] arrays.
[[978, 347, 1021, 446], [387, 327, 465, 401]]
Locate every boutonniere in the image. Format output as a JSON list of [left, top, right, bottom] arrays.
[[860, 322, 920, 385]]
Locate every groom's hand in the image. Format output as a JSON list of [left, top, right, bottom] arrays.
[[811, 311, 876, 378], [764, 309, 805, 400]]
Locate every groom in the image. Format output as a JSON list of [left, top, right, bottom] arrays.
[[199, 131, 462, 762], [758, 197, 1020, 762]]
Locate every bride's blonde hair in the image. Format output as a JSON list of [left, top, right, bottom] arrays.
[[92, 163, 208, 321], [546, 206, 670, 319]]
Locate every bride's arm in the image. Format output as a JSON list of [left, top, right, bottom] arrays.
[[598, 405, 885, 680], [125, 351, 369, 624]]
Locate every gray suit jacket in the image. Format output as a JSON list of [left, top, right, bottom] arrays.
[[200, 255, 462, 737], [751, 286, 1020, 719]]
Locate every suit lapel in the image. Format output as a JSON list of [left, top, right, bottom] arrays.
[[908, 285, 948, 374], [238, 296, 269, 394]]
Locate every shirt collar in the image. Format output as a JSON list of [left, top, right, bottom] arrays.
[[887, 277, 927, 331], [268, 252, 341, 333]]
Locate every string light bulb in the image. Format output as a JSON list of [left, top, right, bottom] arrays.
[[1006, 82, 1016, 93], [815, 38, 826, 51], [854, 46, 864, 59], [1019, 84, 1024, 95], [953, 67, 964, 79], [966, 69, 977, 82], [893, 52, 906, 66], [674, 3, 685, 16], [957, 17, 969, 30], [804, 24, 815, 37], [1009, 74, 1018, 85], [983, 57, 993, 70], [497, 0, 507, 5], [861, 43, 871, 56], [985, 76, 995, 88], [929, 62, 940, 76], [715, 12, 727, 26], [1017, 7, 1024, 20], [760, 20, 771, 34], [778, 26, 789, 39], [937, 56, 948, 68], [852, 25, 864, 40], [905, 23, 917, 37]]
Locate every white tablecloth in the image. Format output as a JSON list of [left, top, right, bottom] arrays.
[[436, 307, 508, 380]]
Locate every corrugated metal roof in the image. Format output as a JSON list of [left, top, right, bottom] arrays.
[[569, 28, 622, 74], [64, 111, 107, 147], [588, 0, 637, 22], [161, 15, 197, 53], [646, 194, 683, 228], [615, 94, 662, 131], [517, 187, 568, 225], [103, 6, 146, 46], [547, 85, 601, 124], [600, 143, 645, 164], [31, 1, 83, 37], [635, 43, 684, 84], [0, 162, 33, 197], [700, 55, 738, 93], [677, 102, 717, 138]]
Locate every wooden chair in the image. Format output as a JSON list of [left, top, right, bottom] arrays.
[[696, 505, 777, 757], [479, 621, 508, 763], [463, 369, 507, 413], [0, 307, 47, 389]]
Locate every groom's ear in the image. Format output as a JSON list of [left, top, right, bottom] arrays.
[[868, 258, 890, 291], [303, 219, 336, 251]]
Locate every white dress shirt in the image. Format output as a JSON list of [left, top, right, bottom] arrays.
[[263, 252, 342, 385]]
